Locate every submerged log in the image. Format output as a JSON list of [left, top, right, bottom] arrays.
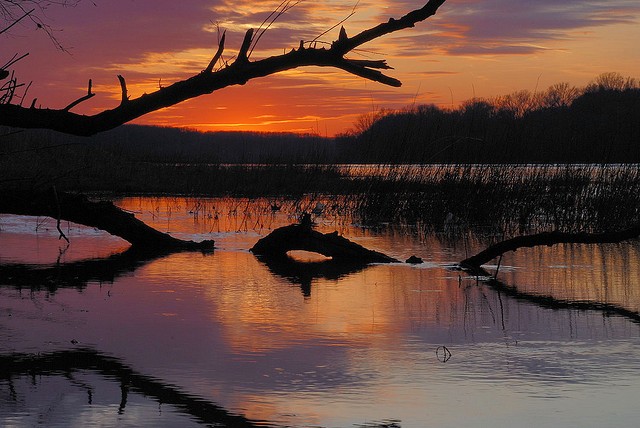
[[459, 226, 640, 323], [1, 190, 214, 251], [460, 225, 640, 269], [250, 221, 398, 264]]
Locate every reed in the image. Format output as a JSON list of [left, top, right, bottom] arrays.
[[346, 164, 640, 237]]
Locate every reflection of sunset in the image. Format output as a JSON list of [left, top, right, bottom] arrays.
[[140, 244, 470, 354], [5, 195, 640, 427], [118, 196, 640, 349]]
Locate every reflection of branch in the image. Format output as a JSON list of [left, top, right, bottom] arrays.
[[462, 264, 640, 324], [0, 348, 263, 427], [0, 245, 193, 292], [0, 0, 447, 136]]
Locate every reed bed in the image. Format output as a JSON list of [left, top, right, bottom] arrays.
[[343, 164, 640, 237]]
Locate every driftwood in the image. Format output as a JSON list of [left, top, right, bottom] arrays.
[[251, 220, 398, 264], [460, 225, 640, 269], [0, 1, 446, 136], [1, 190, 214, 251]]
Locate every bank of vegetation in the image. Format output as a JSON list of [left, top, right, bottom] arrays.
[[339, 72, 640, 163]]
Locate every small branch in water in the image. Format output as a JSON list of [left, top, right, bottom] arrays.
[[493, 254, 503, 280], [52, 186, 70, 243], [436, 346, 452, 362]]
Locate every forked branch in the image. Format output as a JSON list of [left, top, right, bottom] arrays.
[[0, 0, 446, 136]]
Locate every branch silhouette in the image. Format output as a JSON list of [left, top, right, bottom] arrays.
[[0, 0, 446, 136]]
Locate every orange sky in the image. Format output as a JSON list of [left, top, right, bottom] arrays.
[[6, 0, 640, 136]]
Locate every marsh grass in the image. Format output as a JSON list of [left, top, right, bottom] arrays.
[[343, 163, 640, 238]]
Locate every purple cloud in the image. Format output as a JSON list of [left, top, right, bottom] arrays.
[[430, 0, 640, 55]]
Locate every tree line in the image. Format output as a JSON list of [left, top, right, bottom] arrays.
[[338, 72, 640, 164]]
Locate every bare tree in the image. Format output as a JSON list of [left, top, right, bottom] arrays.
[[1, 0, 447, 136]]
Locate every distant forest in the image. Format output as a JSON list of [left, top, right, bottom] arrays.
[[1, 72, 638, 164], [340, 72, 640, 163]]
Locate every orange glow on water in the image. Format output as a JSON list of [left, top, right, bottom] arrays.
[[4, 195, 640, 427]]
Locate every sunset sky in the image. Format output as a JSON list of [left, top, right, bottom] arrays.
[[6, 0, 640, 136]]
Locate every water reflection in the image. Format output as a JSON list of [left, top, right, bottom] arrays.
[[2, 197, 640, 427], [255, 254, 374, 297], [489, 243, 640, 318], [0, 348, 267, 427], [0, 245, 208, 292]]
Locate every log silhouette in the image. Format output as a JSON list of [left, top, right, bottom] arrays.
[[460, 225, 640, 269], [459, 226, 640, 323], [1, 189, 214, 251], [251, 219, 398, 264]]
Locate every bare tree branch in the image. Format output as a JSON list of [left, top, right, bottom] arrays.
[[204, 30, 226, 73], [63, 79, 94, 111], [0, 0, 447, 136]]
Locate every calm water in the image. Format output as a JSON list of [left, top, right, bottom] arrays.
[[1, 196, 639, 427]]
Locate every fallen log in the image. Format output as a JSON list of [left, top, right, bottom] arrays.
[[459, 225, 640, 323], [460, 225, 640, 269], [250, 220, 398, 264], [1, 189, 214, 251]]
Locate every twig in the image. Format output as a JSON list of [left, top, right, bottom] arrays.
[[64, 79, 94, 111], [19, 81, 33, 107], [52, 186, 70, 243], [493, 254, 503, 280], [204, 31, 226, 73], [1, 53, 30, 70], [237, 28, 254, 62], [117, 75, 128, 104], [0, 9, 35, 35]]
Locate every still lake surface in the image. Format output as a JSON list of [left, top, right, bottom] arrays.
[[1, 196, 639, 427]]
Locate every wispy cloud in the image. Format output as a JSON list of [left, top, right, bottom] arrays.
[[429, 0, 640, 55]]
